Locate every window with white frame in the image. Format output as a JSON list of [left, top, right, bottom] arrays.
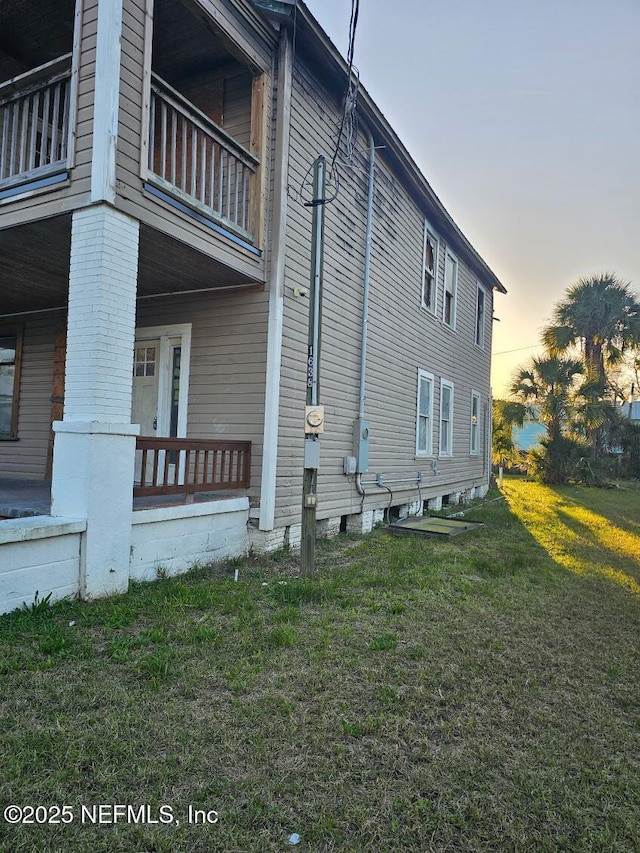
[[470, 391, 480, 455], [475, 285, 486, 348], [416, 369, 434, 455], [439, 379, 454, 456], [0, 326, 23, 440], [443, 250, 458, 328], [422, 222, 438, 313]]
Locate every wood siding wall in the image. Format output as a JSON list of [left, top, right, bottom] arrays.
[[222, 71, 253, 150], [1, 4, 497, 533], [0, 316, 61, 479], [273, 55, 494, 525], [136, 289, 269, 499]]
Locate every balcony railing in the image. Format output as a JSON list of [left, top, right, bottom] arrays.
[[148, 75, 258, 238], [0, 55, 71, 189], [134, 437, 251, 498]]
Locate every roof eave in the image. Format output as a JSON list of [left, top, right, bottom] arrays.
[[252, 0, 507, 294]]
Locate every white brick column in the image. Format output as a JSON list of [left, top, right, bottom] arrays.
[[51, 205, 140, 599]]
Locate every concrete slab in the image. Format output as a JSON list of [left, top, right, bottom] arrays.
[[389, 515, 484, 538], [0, 478, 51, 518], [0, 477, 246, 520]]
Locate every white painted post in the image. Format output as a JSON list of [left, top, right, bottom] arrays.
[[91, 0, 124, 204], [51, 206, 140, 599], [259, 29, 292, 532]]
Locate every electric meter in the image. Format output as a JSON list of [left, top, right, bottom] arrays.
[[304, 405, 325, 433]]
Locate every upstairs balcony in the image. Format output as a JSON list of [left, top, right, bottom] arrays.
[[146, 0, 266, 247], [0, 56, 71, 194], [0, 0, 75, 199], [0, 0, 267, 251], [148, 74, 259, 240]]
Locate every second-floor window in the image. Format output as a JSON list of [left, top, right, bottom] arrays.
[[422, 222, 438, 314], [443, 250, 458, 329]]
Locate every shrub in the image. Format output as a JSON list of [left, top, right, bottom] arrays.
[[527, 435, 611, 485]]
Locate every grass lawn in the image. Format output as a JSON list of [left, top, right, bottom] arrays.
[[1, 479, 638, 852]]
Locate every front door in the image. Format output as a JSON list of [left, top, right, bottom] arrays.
[[132, 340, 160, 437], [131, 325, 192, 486]]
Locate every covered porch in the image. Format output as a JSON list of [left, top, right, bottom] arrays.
[[0, 205, 268, 612], [0, 211, 262, 499], [0, 433, 251, 519]]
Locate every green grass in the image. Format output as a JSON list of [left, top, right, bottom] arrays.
[[0, 480, 639, 851]]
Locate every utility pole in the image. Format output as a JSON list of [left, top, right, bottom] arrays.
[[301, 155, 326, 575]]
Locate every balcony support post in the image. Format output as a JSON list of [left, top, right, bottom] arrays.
[[91, 0, 124, 203], [51, 206, 140, 599], [259, 27, 292, 531]]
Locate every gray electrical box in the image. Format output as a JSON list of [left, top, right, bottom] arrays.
[[353, 417, 370, 473], [304, 436, 321, 469], [343, 455, 357, 475]]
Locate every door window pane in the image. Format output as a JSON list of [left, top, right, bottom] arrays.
[[0, 329, 22, 439]]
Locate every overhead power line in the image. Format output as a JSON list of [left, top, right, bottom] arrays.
[[330, 0, 360, 173], [493, 344, 542, 356]]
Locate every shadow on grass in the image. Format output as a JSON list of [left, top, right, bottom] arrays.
[[501, 479, 640, 596], [1, 485, 639, 852]]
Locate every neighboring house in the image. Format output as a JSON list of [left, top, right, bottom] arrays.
[[620, 401, 640, 423], [0, 0, 506, 613], [513, 418, 545, 451]]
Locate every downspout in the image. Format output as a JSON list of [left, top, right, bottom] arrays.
[[355, 128, 376, 497], [259, 26, 293, 531]]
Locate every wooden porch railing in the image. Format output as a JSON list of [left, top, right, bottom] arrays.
[[0, 55, 71, 188], [148, 74, 259, 237], [134, 437, 251, 498]]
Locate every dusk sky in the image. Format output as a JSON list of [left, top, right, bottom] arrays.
[[303, 0, 640, 396]]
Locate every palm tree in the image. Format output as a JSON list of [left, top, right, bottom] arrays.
[[510, 355, 589, 484], [542, 273, 640, 383], [510, 355, 584, 441], [491, 399, 526, 471]]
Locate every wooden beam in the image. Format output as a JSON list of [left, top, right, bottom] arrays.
[[248, 70, 268, 248], [46, 323, 67, 479]]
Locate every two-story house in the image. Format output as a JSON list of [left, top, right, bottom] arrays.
[[0, 0, 506, 613]]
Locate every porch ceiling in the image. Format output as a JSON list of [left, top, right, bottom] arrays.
[[153, 0, 239, 84], [137, 223, 262, 297], [0, 216, 261, 317], [0, 0, 75, 79], [0, 214, 71, 315]]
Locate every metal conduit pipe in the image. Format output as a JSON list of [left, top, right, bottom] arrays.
[[355, 127, 376, 498], [359, 475, 425, 487], [353, 130, 428, 513]]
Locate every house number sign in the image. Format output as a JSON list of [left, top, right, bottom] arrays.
[[306, 345, 314, 389]]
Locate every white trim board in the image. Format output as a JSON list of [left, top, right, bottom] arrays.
[[91, 0, 123, 202], [259, 30, 293, 531]]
